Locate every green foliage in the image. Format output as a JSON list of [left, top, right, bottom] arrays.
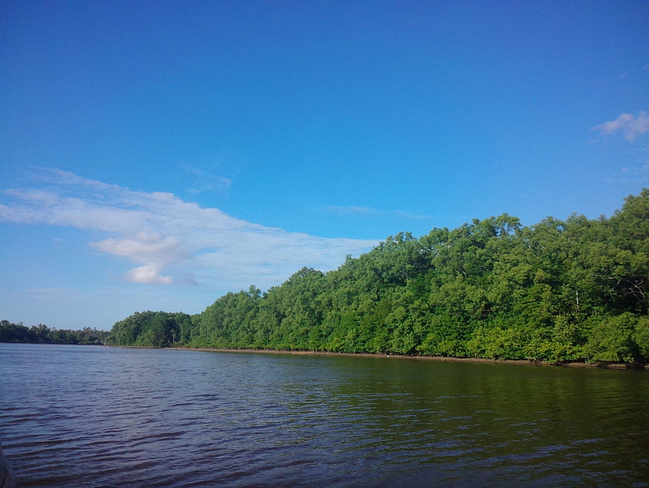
[[105, 311, 190, 348], [106, 190, 649, 363], [0, 320, 109, 345], [583, 313, 645, 362]]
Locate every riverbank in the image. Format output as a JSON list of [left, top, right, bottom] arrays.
[[162, 346, 649, 370]]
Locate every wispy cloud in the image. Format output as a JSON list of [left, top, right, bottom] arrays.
[[183, 164, 232, 195], [323, 205, 433, 222], [592, 111, 649, 141], [606, 161, 649, 184], [0, 169, 378, 289], [323, 205, 379, 216], [393, 210, 434, 221]]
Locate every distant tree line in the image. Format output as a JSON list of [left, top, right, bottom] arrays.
[[104, 189, 648, 363], [0, 320, 109, 345]]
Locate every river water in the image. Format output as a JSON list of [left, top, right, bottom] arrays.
[[1, 343, 648, 487]]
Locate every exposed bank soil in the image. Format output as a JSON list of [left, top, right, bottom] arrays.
[[163, 346, 649, 370]]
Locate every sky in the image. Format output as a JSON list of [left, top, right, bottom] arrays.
[[1, 1, 648, 331]]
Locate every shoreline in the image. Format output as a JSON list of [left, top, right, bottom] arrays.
[[159, 346, 649, 370]]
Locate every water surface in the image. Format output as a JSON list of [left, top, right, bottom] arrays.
[[1, 344, 648, 486]]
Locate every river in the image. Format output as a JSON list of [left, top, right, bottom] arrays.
[[0, 343, 648, 487]]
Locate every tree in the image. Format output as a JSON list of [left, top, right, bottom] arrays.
[[105, 189, 649, 364]]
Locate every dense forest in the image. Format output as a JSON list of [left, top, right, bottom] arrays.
[[0, 320, 109, 345], [105, 190, 648, 363]]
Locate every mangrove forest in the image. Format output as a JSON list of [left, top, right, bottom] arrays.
[[19, 190, 649, 363], [105, 190, 649, 363]]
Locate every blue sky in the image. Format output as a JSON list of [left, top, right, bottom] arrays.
[[1, 1, 648, 330]]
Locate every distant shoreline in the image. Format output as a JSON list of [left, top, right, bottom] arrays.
[[156, 346, 649, 370], [5, 342, 646, 369]]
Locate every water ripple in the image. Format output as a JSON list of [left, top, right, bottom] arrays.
[[1, 344, 649, 487]]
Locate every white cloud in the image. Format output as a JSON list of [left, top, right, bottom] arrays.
[[0, 169, 378, 290], [592, 111, 649, 141], [93, 233, 185, 284], [125, 265, 173, 285]]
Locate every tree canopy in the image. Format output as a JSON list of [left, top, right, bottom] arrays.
[[0, 320, 109, 345], [105, 190, 649, 363]]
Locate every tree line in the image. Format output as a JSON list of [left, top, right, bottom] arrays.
[[0, 320, 109, 345], [103, 189, 648, 362]]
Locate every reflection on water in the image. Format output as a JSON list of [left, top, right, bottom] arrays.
[[1, 344, 648, 487]]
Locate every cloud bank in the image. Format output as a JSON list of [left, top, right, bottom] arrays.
[[0, 169, 378, 290], [592, 111, 649, 141]]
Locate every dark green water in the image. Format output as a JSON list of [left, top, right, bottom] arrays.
[[1, 343, 648, 486]]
